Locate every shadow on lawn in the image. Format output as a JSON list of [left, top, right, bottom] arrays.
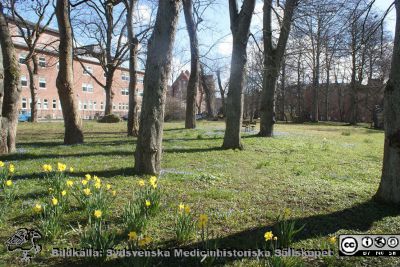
[[105, 199, 400, 267]]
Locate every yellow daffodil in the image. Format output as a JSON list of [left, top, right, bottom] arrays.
[[0, 161, 4, 167], [69, 167, 74, 172], [42, 164, 52, 172], [149, 176, 157, 184], [329, 236, 336, 244], [106, 184, 111, 190], [94, 210, 102, 218], [145, 200, 151, 207], [83, 188, 91, 196], [198, 214, 208, 228], [273, 236, 278, 241], [5, 180, 13, 186], [9, 164, 15, 173], [51, 197, 58, 206], [149, 176, 157, 188], [264, 231, 274, 241], [48, 188, 54, 192], [33, 203, 42, 213], [94, 175, 100, 183], [184, 205, 191, 214], [57, 162, 67, 172], [94, 182, 101, 189], [61, 190, 67, 196], [138, 179, 145, 187], [128, 231, 137, 240], [112, 190, 116, 196], [138, 236, 152, 247], [66, 180, 74, 187], [85, 174, 91, 181], [178, 203, 185, 212], [81, 179, 88, 186]]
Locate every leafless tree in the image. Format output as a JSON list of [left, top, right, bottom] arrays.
[[73, 0, 129, 116], [134, 0, 181, 174], [375, 0, 400, 204], [55, 0, 84, 144], [259, 0, 298, 137], [0, 1, 21, 153], [222, 0, 255, 149], [8, 0, 55, 122]]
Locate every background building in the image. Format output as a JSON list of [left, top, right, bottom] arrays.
[[10, 19, 144, 120]]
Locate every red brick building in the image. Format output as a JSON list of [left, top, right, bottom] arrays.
[[10, 19, 144, 120]]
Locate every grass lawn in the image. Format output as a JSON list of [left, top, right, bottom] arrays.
[[1, 120, 399, 266]]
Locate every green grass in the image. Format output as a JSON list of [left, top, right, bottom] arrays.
[[1, 121, 399, 266]]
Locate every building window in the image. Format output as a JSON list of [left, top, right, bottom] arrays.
[[19, 53, 26, 64], [22, 98, 27, 109], [93, 101, 97, 110], [39, 77, 46, 88], [121, 88, 129, 95], [100, 102, 104, 110], [21, 76, 28, 87], [89, 101, 93, 110], [113, 104, 116, 110], [118, 103, 122, 110], [39, 57, 46, 67], [122, 72, 129, 81], [43, 99, 48, 109], [83, 102, 87, 110], [83, 66, 93, 75], [37, 99, 41, 110], [79, 101, 82, 110], [137, 77, 144, 84], [52, 99, 57, 109], [82, 83, 94, 92]]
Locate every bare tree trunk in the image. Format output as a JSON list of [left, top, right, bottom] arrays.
[[200, 65, 215, 118], [134, 0, 180, 175], [183, 0, 199, 129], [216, 69, 226, 116], [26, 56, 38, 122], [259, 0, 297, 136], [0, 3, 22, 154], [126, 0, 139, 136], [55, 0, 84, 145], [104, 72, 115, 115], [375, 0, 400, 204], [222, 0, 255, 149]]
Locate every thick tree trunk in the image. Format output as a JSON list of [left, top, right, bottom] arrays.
[[183, 0, 199, 129], [134, 0, 180, 175], [55, 0, 84, 145], [259, 0, 297, 136], [126, 0, 139, 137], [26, 56, 38, 122], [223, 41, 248, 149], [259, 62, 278, 136], [104, 74, 115, 115], [375, 0, 400, 204], [0, 4, 22, 154], [222, 0, 255, 149]]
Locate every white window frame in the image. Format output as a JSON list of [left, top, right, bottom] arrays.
[[83, 66, 93, 75], [39, 77, 46, 89], [52, 99, 57, 109], [43, 99, 48, 110], [21, 98, 27, 109], [39, 57, 46, 68], [21, 76, 28, 87]]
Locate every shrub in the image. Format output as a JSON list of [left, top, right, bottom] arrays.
[[98, 114, 121, 123]]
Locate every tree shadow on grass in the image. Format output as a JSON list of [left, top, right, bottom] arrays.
[[182, 199, 400, 251], [163, 146, 224, 153], [0, 151, 135, 162]]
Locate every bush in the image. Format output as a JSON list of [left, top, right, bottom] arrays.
[[98, 114, 121, 123]]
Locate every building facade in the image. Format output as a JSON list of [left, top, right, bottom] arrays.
[[10, 19, 144, 120]]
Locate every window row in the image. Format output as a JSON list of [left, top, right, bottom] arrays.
[[21, 98, 61, 110], [20, 76, 46, 88], [19, 54, 46, 67]]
